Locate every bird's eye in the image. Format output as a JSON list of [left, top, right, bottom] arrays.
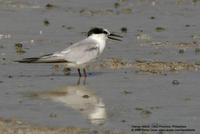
[[103, 31, 108, 35]]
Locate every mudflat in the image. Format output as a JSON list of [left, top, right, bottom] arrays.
[[0, 0, 200, 133]]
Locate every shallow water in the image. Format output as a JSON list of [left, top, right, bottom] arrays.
[[0, 0, 200, 132]]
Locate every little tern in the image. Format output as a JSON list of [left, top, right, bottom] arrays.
[[16, 27, 122, 77]]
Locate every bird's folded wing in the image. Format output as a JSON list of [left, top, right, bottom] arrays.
[[16, 38, 99, 64], [15, 53, 68, 63], [60, 39, 99, 64]]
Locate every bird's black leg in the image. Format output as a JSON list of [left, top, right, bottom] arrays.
[[78, 68, 81, 77], [76, 76, 86, 85], [83, 68, 87, 77]]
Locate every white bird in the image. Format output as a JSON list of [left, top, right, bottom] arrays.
[[16, 27, 122, 77]]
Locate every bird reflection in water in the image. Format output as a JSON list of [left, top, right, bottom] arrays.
[[37, 79, 106, 125]]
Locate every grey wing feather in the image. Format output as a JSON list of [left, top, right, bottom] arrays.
[[16, 38, 99, 64], [58, 39, 99, 64], [16, 53, 67, 63]]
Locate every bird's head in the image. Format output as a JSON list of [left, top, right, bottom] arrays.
[[87, 27, 122, 41]]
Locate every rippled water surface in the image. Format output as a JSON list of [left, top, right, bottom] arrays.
[[0, 0, 200, 132]]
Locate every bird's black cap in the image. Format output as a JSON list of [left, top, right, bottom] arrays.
[[87, 27, 123, 41], [87, 27, 109, 36]]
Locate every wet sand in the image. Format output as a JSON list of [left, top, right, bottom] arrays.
[[0, 0, 200, 133]]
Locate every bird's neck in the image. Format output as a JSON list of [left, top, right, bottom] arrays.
[[88, 34, 107, 53]]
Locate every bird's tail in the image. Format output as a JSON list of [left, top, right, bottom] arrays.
[[16, 57, 41, 63], [15, 54, 68, 63]]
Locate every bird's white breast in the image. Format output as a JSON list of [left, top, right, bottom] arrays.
[[89, 34, 107, 54]]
